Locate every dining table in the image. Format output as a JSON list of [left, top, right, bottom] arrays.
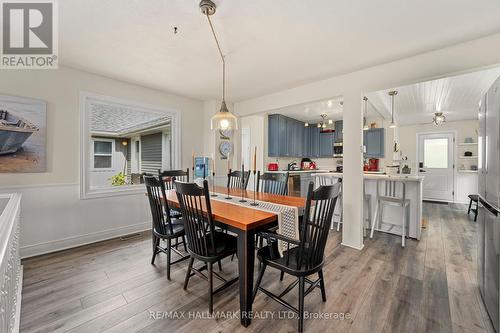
[[163, 185, 307, 327]]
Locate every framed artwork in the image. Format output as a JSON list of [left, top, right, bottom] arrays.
[[0, 94, 47, 173]]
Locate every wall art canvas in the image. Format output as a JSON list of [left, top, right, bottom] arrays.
[[0, 94, 47, 173]]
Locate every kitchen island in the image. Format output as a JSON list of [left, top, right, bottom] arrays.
[[267, 169, 330, 197], [312, 172, 424, 240]]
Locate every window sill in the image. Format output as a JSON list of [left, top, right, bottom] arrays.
[[81, 184, 146, 200]]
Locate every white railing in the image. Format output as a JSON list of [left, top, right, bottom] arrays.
[[0, 193, 22, 333]]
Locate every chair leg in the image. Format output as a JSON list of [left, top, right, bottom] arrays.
[[218, 260, 222, 271], [280, 271, 285, 281], [166, 238, 171, 280], [208, 262, 214, 314], [336, 195, 343, 232], [318, 269, 327, 302], [252, 262, 267, 303], [182, 235, 187, 252], [184, 257, 194, 290], [370, 202, 379, 239], [151, 236, 160, 265], [468, 198, 472, 214], [401, 206, 406, 247], [298, 276, 305, 333], [474, 202, 479, 222]]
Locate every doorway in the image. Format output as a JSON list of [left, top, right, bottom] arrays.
[[417, 132, 455, 202]]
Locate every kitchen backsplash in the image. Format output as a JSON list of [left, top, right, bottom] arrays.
[[264, 157, 341, 171]]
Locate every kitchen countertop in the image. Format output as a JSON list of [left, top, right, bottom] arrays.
[[267, 169, 331, 174], [312, 171, 424, 182]]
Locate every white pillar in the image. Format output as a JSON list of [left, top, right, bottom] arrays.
[[341, 89, 364, 250]]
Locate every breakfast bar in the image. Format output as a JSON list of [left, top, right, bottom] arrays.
[[312, 172, 424, 240]]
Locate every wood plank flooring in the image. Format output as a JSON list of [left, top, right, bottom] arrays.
[[20, 202, 495, 333]]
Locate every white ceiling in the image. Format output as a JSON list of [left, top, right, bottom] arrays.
[[366, 67, 500, 125], [269, 97, 344, 123], [60, 0, 500, 101]]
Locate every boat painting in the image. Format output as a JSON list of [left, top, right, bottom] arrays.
[[0, 94, 46, 173], [0, 110, 39, 155]]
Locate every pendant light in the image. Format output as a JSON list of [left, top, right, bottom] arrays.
[[388, 90, 398, 128], [200, 0, 238, 130], [363, 96, 369, 131], [432, 112, 446, 126]]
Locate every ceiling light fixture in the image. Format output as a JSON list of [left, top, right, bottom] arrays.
[[304, 122, 309, 127], [363, 96, 369, 131], [201, 0, 238, 131], [388, 90, 398, 129], [327, 100, 333, 108], [316, 113, 331, 130], [432, 112, 446, 126]]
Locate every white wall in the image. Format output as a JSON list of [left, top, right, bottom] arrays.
[[0, 66, 204, 258], [232, 33, 500, 250]]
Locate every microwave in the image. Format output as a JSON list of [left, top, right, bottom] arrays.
[[333, 142, 343, 157]]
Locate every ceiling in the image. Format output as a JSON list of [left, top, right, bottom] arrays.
[[269, 97, 344, 124], [60, 0, 500, 102], [366, 67, 500, 125]]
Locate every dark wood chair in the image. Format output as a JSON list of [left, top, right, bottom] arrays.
[[257, 171, 289, 195], [144, 175, 190, 280], [174, 179, 238, 314], [252, 181, 341, 333], [227, 169, 250, 189], [158, 169, 190, 219], [158, 168, 190, 190], [468, 194, 479, 222]]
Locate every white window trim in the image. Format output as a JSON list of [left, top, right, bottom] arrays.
[[80, 92, 182, 199], [91, 138, 115, 171]]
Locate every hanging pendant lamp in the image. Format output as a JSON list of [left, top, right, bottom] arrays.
[[388, 90, 398, 128], [200, 0, 238, 130], [363, 96, 369, 131]]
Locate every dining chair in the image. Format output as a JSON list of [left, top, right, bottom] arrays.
[[158, 168, 190, 219], [369, 179, 410, 247], [257, 171, 289, 195], [144, 175, 190, 280], [158, 168, 190, 190], [227, 169, 250, 189], [252, 181, 341, 333], [174, 179, 238, 314]]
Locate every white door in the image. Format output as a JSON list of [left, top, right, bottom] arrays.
[[241, 128, 251, 168], [418, 132, 455, 201]]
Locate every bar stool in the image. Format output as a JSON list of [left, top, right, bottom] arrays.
[[370, 179, 410, 247], [314, 174, 372, 233]]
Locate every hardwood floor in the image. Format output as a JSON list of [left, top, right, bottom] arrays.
[[20, 203, 495, 333]]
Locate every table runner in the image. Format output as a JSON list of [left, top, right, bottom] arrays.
[[211, 192, 299, 254]]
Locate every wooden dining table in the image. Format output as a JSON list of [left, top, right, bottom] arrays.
[[163, 185, 306, 327]]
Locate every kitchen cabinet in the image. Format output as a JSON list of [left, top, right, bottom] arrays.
[[268, 114, 307, 157], [334, 120, 343, 142], [309, 125, 320, 158], [319, 132, 334, 157], [364, 128, 385, 158]]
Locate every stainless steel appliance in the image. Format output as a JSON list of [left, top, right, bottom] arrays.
[[333, 142, 343, 157], [478, 76, 500, 332]]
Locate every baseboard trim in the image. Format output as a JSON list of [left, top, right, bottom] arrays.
[[341, 242, 365, 251], [20, 222, 151, 259]]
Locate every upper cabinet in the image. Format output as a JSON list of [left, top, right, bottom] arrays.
[[309, 126, 320, 158], [319, 132, 334, 157], [364, 128, 385, 158], [269, 114, 308, 157], [334, 121, 343, 142]]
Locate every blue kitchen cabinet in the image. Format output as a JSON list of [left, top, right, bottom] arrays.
[[268, 114, 308, 157], [302, 124, 309, 157], [319, 132, 334, 157], [334, 121, 343, 142], [364, 128, 385, 158], [309, 125, 320, 158], [268, 114, 279, 156]]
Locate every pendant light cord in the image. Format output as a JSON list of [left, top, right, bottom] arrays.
[[206, 13, 226, 102], [391, 94, 395, 123]]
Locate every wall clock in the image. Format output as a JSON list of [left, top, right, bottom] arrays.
[[219, 141, 232, 158]]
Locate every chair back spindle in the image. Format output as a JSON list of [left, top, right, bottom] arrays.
[[297, 182, 340, 270], [144, 175, 174, 236], [158, 168, 190, 190], [175, 180, 217, 258], [227, 169, 250, 189], [257, 171, 289, 195]]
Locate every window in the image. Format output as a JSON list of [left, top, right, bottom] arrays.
[[80, 92, 181, 199], [93, 140, 113, 169], [424, 138, 448, 168]]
